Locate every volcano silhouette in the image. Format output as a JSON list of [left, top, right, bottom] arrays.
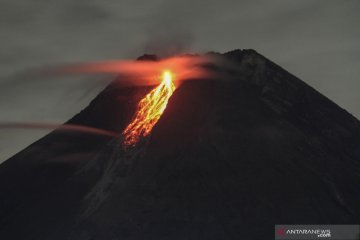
[[0, 50, 360, 240]]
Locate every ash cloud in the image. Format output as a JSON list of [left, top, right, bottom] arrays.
[[140, 3, 195, 58], [143, 31, 193, 58]]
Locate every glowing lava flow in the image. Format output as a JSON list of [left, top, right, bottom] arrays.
[[122, 70, 176, 147]]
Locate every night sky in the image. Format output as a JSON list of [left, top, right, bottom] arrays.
[[0, 0, 359, 163]]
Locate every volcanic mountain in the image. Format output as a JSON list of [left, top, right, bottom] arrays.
[[0, 50, 359, 240]]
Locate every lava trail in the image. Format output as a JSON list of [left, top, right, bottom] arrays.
[[122, 70, 176, 147]]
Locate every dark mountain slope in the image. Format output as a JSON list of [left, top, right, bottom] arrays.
[[0, 49, 359, 240]]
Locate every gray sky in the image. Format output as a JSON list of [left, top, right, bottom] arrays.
[[0, 0, 359, 163]]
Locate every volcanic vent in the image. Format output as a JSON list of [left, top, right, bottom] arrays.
[[0, 50, 360, 240]]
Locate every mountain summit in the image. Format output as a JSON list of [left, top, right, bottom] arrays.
[[0, 50, 359, 239]]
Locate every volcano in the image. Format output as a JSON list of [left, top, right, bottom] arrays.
[[0, 50, 359, 240]]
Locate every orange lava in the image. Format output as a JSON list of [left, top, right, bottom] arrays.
[[122, 70, 176, 147]]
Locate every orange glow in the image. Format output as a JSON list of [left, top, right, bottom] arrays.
[[122, 70, 176, 147], [54, 56, 214, 87]]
